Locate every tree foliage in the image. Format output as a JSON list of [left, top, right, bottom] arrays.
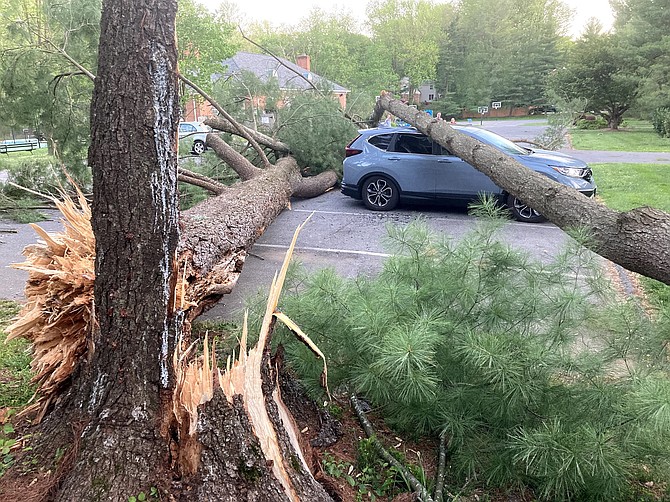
[[0, 0, 100, 167], [177, 0, 237, 96], [547, 27, 640, 129], [611, 0, 670, 115], [367, 0, 453, 94], [273, 214, 670, 500], [443, 0, 568, 109]]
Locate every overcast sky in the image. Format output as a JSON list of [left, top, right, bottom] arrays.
[[202, 0, 614, 39]]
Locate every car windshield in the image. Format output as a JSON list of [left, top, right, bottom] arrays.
[[460, 127, 530, 155]]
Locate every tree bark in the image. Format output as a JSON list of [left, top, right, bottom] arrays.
[[0, 1, 335, 501], [377, 93, 670, 285], [47, 0, 181, 499]]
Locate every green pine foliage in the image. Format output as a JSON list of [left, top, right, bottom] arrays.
[[273, 215, 670, 501]]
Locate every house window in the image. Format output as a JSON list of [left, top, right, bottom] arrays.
[[428, 94, 435, 101]]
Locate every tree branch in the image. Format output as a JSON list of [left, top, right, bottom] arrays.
[[350, 394, 434, 502], [42, 38, 95, 81], [178, 73, 271, 168], [205, 134, 263, 181], [434, 431, 449, 502], [177, 169, 226, 194], [205, 116, 290, 153]]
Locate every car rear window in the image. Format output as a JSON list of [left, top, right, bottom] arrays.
[[367, 134, 393, 151]]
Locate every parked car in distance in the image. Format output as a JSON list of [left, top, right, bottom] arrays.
[[178, 121, 210, 155], [341, 126, 596, 223]]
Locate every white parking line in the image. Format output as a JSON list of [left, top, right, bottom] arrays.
[[290, 207, 560, 229], [253, 243, 391, 258]]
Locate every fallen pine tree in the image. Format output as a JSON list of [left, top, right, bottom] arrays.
[[376, 92, 670, 286]]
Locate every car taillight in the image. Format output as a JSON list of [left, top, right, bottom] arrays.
[[345, 135, 362, 157]]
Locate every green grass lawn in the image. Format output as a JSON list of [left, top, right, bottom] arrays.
[[0, 149, 51, 170], [570, 121, 670, 152], [592, 163, 670, 212], [0, 300, 34, 409]]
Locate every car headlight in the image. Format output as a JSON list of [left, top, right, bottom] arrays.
[[550, 165, 588, 178]]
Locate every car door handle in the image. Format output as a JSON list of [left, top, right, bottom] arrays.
[[438, 159, 452, 163], [387, 157, 401, 161]]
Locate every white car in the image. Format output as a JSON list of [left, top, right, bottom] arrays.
[[178, 121, 210, 155]]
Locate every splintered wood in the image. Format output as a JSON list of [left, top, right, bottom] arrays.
[[172, 216, 329, 501], [6, 188, 95, 422]]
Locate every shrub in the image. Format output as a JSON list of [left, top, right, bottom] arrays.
[[273, 214, 670, 501], [574, 116, 608, 130], [652, 107, 670, 137]]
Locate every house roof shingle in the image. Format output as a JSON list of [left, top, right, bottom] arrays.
[[218, 51, 349, 94]]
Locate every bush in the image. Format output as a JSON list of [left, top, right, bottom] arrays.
[[652, 107, 670, 137], [273, 215, 670, 501], [574, 116, 608, 130], [0, 156, 90, 198]]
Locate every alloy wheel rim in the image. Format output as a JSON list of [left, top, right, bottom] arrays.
[[367, 180, 393, 207], [513, 198, 541, 219]]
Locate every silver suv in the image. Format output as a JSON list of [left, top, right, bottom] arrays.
[[341, 126, 596, 223], [178, 121, 210, 155]]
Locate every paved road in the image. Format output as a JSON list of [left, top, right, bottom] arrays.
[[478, 118, 670, 164]]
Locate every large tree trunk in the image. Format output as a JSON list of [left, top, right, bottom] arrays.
[[377, 94, 670, 285], [53, 0, 181, 498], [0, 1, 334, 501]]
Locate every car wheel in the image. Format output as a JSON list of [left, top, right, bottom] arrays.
[[192, 140, 206, 155], [362, 175, 399, 211], [507, 194, 545, 223]]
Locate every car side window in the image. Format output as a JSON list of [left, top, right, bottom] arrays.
[[436, 143, 455, 156], [367, 134, 393, 151], [392, 134, 433, 155]]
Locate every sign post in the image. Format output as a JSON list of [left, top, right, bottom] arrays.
[[477, 106, 489, 125]]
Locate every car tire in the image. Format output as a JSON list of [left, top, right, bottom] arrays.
[[507, 194, 545, 223], [362, 175, 399, 211], [192, 140, 206, 155]]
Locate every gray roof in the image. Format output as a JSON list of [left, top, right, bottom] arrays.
[[217, 51, 349, 93]]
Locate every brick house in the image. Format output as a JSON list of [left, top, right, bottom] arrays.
[[183, 52, 350, 123]]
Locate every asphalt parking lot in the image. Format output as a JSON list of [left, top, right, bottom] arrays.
[[202, 190, 577, 319], [0, 190, 574, 320]]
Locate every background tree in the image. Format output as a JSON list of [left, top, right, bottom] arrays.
[[445, 0, 567, 110], [177, 0, 238, 111], [547, 25, 640, 129], [0, 0, 237, 166], [367, 0, 452, 95], [611, 0, 670, 115], [0, 0, 100, 165]]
